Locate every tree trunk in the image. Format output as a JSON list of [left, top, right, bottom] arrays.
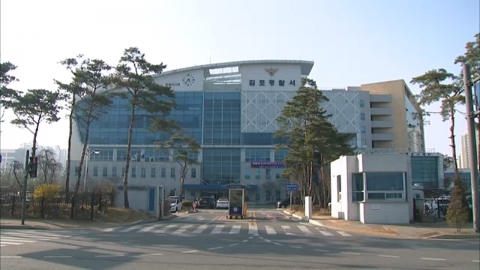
[[65, 94, 75, 202], [449, 106, 459, 179], [476, 120, 480, 172], [32, 121, 40, 158], [308, 160, 314, 196], [123, 99, 137, 209], [74, 121, 91, 202], [179, 162, 187, 200]]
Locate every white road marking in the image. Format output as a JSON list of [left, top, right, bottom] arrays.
[[229, 225, 241, 234], [248, 224, 258, 235], [155, 224, 176, 233], [274, 242, 282, 246], [173, 225, 193, 234], [119, 225, 142, 233], [182, 250, 199, 254], [281, 225, 291, 231], [318, 230, 333, 236], [421, 258, 445, 261], [472, 260, 480, 263], [342, 252, 360, 255], [211, 225, 225, 234], [291, 246, 303, 249], [141, 253, 163, 256], [229, 243, 239, 247], [315, 249, 329, 252], [138, 224, 162, 233], [0, 256, 22, 259], [242, 239, 248, 242], [265, 226, 277, 235], [297, 225, 313, 235], [0, 241, 23, 245], [377, 255, 400, 258], [338, 231, 351, 237], [207, 246, 223, 250], [103, 227, 116, 232], [44, 256, 72, 258], [0, 237, 36, 243], [192, 224, 208, 234], [94, 255, 124, 258]]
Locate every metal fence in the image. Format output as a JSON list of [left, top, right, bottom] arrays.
[[0, 192, 113, 220]]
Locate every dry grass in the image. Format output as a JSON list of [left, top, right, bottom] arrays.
[[95, 208, 156, 223], [288, 205, 331, 216]]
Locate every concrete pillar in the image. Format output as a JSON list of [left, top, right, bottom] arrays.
[[305, 196, 312, 219]]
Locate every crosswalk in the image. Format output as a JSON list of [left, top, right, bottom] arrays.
[[101, 223, 352, 237], [0, 230, 72, 248]]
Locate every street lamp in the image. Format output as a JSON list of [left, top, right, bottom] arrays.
[[84, 147, 100, 192]]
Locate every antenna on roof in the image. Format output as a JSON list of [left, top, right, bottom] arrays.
[[209, 47, 212, 64]]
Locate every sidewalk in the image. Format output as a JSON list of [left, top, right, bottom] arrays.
[[285, 210, 479, 239], [0, 215, 176, 230]]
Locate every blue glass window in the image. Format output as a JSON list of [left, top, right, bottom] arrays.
[[245, 149, 270, 162], [202, 148, 241, 185], [203, 92, 241, 145]]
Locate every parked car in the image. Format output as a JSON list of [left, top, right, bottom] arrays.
[[169, 199, 182, 213], [198, 197, 215, 209], [216, 198, 229, 209]]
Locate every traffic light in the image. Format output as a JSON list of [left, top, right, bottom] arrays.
[[28, 157, 38, 178]]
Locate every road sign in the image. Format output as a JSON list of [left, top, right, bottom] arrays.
[[285, 183, 298, 191]]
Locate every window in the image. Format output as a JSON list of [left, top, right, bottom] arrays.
[[191, 168, 197, 178], [361, 139, 367, 147], [360, 113, 365, 120], [112, 167, 117, 177], [365, 172, 405, 200], [131, 167, 137, 178], [255, 192, 260, 201], [245, 149, 270, 162], [275, 190, 280, 200], [255, 169, 261, 179], [74, 166, 80, 176], [274, 149, 288, 162], [122, 167, 126, 177], [266, 169, 271, 179], [161, 168, 166, 178], [93, 166, 98, 177], [275, 169, 282, 179], [352, 173, 364, 201], [102, 167, 108, 177], [141, 167, 146, 178], [265, 191, 271, 202], [170, 168, 175, 178], [151, 168, 156, 177], [361, 126, 366, 133], [337, 175, 342, 202], [360, 99, 365, 107]]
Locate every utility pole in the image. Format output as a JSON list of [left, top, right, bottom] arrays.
[[21, 150, 29, 225], [463, 63, 479, 233]]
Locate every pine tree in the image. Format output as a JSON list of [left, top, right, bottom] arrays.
[[446, 177, 471, 232]]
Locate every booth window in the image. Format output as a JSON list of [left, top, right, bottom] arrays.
[[337, 175, 342, 202], [365, 172, 405, 201], [352, 173, 364, 201]]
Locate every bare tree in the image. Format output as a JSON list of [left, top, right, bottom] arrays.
[[38, 149, 63, 184]]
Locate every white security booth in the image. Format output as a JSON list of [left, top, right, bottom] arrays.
[[330, 153, 414, 224]]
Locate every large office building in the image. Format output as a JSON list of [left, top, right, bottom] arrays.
[[69, 60, 426, 207]]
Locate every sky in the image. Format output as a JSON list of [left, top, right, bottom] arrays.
[[1, 0, 479, 156]]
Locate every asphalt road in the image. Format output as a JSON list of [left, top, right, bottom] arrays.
[[1, 209, 479, 270]]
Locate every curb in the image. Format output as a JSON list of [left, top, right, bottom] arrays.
[[283, 210, 309, 222]]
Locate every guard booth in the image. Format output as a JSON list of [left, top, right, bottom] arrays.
[[223, 184, 248, 219]]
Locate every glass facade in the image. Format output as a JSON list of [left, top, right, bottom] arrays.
[[202, 148, 241, 185], [202, 92, 241, 145], [78, 93, 202, 145], [411, 156, 439, 189]]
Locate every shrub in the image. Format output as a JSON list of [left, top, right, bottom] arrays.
[[33, 184, 61, 199], [182, 200, 193, 207], [446, 177, 470, 232]]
